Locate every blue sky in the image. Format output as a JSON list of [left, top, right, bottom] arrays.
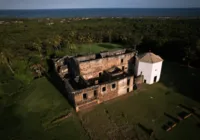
[[0, 0, 199, 9]]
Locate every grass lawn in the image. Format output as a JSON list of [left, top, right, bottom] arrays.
[[79, 83, 200, 140], [78, 61, 200, 140], [1, 43, 200, 140], [76, 43, 123, 54], [0, 77, 89, 140], [61, 43, 123, 56]]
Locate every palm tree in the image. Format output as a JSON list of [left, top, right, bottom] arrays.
[[130, 33, 143, 50], [107, 30, 112, 43], [65, 40, 77, 55], [32, 39, 42, 57], [183, 46, 197, 67], [0, 49, 14, 74], [52, 35, 62, 50], [196, 39, 200, 53], [87, 34, 93, 53], [69, 43, 77, 55], [78, 34, 85, 44]]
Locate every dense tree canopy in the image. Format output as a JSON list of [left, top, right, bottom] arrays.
[[0, 18, 200, 84]]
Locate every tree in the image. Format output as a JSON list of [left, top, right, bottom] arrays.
[[107, 30, 112, 43], [196, 39, 200, 54], [30, 64, 45, 78], [87, 34, 93, 53], [52, 35, 62, 50], [183, 46, 198, 67], [131, 33, 143, 50], [0, 49, 14, 74], [64, 40, 77, 55], [32, 38, 42, 57], [78, 33, 85, 44]]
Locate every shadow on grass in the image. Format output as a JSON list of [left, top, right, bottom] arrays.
[[160, 61, 200, 103], [0, 105, 22, 140], [45, 59, 74, 109], [137, 123, 153, 136], [179, 104, 200, 119], [164, 112, 180, 123]]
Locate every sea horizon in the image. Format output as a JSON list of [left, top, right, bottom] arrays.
[[0, 8, 200, 18], [0, 7, 200, 10]]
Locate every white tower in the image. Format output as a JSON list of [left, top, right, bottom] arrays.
[[135, 52, 163, 84]]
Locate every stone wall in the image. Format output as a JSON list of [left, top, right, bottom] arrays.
[[98, 81, 119, 102], [74, 86, 99, 105], [76, 54, 96, 62], [72, 75, 134, 112], [79, 52, 135, 80], [118, 76, 134, 95], [135, 75, 144, 85]]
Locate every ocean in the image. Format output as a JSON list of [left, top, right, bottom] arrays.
[[0, 8, 200, 18]]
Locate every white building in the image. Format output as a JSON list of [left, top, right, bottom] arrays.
[[135, 52, 163, 84]]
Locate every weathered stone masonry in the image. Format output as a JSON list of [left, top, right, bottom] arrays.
[[54, 49, 143, 112]]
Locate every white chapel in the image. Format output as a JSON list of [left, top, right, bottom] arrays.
[[135, 52, 163, 84]]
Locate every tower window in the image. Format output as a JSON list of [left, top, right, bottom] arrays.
[[99, 72, 102, 77], [83, 93, 87, 100], [94, 90, 98, 97], [127, 88, 130, 92], [102, 87, 106, 92], [112, 83, 116, 89], [127, 79, 130, 85], [121, 59, 124, 63]]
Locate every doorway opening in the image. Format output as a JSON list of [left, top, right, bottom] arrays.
[[122, 66, 125, 71], [154, 76, 157, 83], [127, 88, 130, 93], [144, 79, 146, 83]]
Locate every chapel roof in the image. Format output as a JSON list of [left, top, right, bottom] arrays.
[[138, 52, 163, 63]]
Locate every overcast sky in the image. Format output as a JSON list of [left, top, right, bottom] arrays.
[[0, 0, 199, 9]]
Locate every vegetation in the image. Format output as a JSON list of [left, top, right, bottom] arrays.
[[79, 62, 200, 140], [1, 18, 200, 140], [0, 77, 89, 140], [1, 18, 200, 85]]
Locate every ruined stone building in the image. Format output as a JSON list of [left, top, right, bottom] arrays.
[[54, 49, 163, 111]]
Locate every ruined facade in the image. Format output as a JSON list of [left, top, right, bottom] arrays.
[[54, 49, 146, 112]]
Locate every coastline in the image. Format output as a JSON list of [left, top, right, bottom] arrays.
[[0, 8, 200, 18]]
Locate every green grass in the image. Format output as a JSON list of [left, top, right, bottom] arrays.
[[76, 43, 123, 54], [0, 77, 89, 140], [63, 43, 123, 56], [79, 83, 200, 140], [0, 43, 123, 140], [78, 61, 200, 140], [1, 43, 200, 140]]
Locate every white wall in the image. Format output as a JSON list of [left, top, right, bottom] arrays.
[[150, 61, 163, 84], [137, 61, 153, 84], [136, 61, 163, 84]]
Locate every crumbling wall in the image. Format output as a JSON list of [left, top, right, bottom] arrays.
[[68, 58, 80, 78], [73, 75, 134, 111], [118, 76, 134, 95], [79, 75, 89, 87], [135, 75, 144, 85], [79, 52, 135, 80], [100, 49, 126, 58], [64, 79, 75, 104], [76, 54, 96, 62], [73, 86, 100, 111], [98, 82, 119, 102], [74, 86, 99, 105]]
